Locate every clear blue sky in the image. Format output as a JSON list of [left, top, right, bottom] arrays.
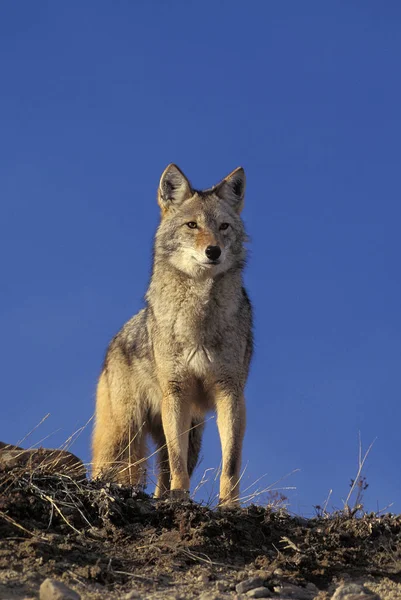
[[1, 2, 400, 515]]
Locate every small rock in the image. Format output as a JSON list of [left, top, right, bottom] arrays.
[[124, 592, 141, 600], [332, 584, 365, 599], [247, 587, 271, 598], [198, 573, 210, 584], [332, 583, 379, 600], [273, 583, 313, 599], [306, 583, 320, 594], [236, 577, 264, 594], [40, 578, 80, 600], [215, 580, 230, 591]]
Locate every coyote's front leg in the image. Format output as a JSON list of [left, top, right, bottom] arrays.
[[161, 381, 192, 497], [215, 385, 246, 505]]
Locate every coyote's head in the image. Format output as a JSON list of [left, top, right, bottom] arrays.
[[155, 164, 247, 278]]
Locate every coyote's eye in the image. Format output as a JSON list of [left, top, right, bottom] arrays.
[[186, 222, 198, 229], [219, 223, 230, 230]]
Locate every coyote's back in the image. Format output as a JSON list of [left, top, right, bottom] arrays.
[[92, 164, 253, 504]]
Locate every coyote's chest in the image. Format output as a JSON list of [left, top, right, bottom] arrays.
[[183, 344, 215, 377], [172, 298, 220, 376]]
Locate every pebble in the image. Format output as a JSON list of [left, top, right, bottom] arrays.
[[236, 577, 264, 594], [246, 587, 271, 598], [39, 578, 80, 600], [215, 580, 230, 591], [124, 592, 142, 599], [274, 568, 284, 576]]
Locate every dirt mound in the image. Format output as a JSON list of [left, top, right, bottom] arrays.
[[1, 468, 401, 599], [0, 442, 85, 479]]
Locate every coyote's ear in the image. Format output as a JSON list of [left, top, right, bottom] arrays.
[[214, 167, 246, 213], [158, 164, 192, 213]]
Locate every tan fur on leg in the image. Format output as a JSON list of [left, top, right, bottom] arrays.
[[215, 387, 246, 505]]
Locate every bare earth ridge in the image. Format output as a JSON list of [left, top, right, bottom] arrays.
[[0, 452, 400, 599]]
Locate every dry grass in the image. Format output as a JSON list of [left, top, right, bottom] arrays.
[[0, 417, 389, 522]]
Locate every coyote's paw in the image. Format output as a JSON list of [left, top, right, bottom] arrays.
[[169, 489, 191, 502], [218, 498, 240, 510]]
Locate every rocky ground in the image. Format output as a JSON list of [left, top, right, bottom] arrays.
[[1, 466, 401, 600]]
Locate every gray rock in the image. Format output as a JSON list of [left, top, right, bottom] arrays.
[[247, 587, 271, 598], [236, 577, 264, 594], [306, 583, 320, 595], [332, 583, 379, 600], [39, 578, 80, 600]]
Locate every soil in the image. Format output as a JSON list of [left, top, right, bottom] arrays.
[[1, 469, 401, 599]]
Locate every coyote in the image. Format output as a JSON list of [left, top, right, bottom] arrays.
[[92, 164, 253, 504]]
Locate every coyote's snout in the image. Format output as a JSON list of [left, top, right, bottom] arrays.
[[92, 164, 253, 505]]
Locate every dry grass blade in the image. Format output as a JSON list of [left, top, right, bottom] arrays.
[[343, 433, 376, 514], [175, 546, 232, 567], [59, 415, 94, 453], [280, 536, 303, 552], [113, 571, 153, 581], [238, 468, 300, 506], [34, 488, 82, 534], [191, 467, 216, 499], [16, 413, 50, 447], [376, 502, 394, 517], [322, 489, 333, 515], [0, 509, 35, 537], [25, 429, 62, 450]]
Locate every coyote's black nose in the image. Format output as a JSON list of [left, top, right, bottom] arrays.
[[205, 245, 221, 261]]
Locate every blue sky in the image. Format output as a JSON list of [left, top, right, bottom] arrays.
[[1, 2, 400, 514]]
